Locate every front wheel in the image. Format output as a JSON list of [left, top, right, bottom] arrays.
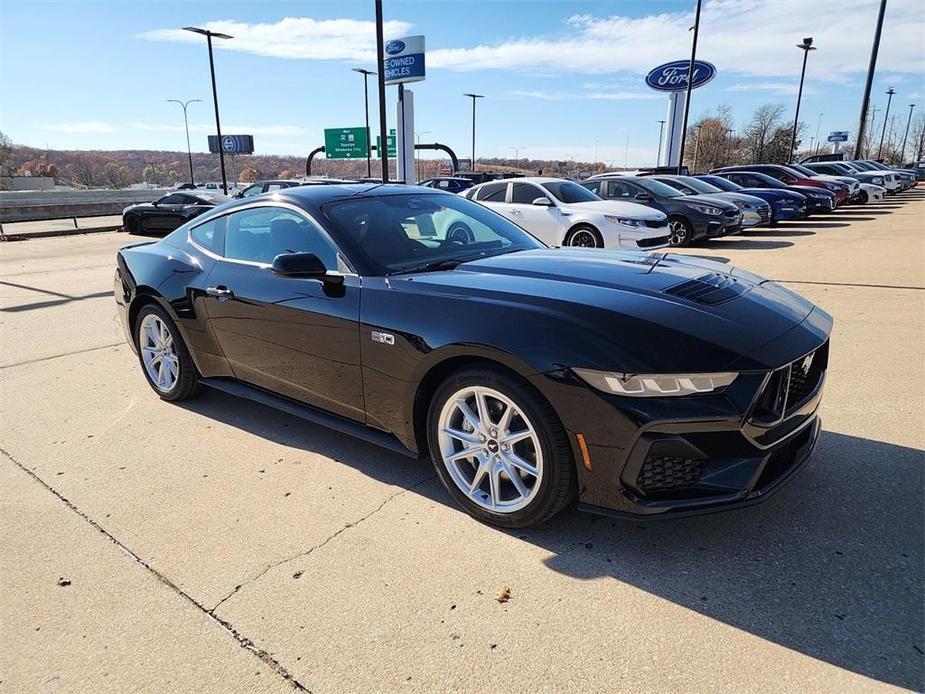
[[564, 225, 603, 248], [668, 216, 693, 246], [426, 367, 576, 528]]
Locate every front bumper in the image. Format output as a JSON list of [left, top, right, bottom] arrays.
[[534, 336, 830, 520]]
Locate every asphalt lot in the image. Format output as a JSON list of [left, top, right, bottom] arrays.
[[1, 190, 923, 693]]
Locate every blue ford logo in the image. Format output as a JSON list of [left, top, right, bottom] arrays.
[[645, 60, 717, 92], [385, 40, 406, 55]]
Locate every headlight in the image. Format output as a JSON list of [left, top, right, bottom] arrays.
[[573, 368, 738, 397], [686, 203, 725, 216], [872, 176, 884, 185], [822, 182, 838, 191], [604, 215, 645, 228], [731, 199, 747, 209], [809, 192, 827, 199]]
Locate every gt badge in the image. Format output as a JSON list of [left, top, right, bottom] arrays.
[[371, 331, 395, 346]]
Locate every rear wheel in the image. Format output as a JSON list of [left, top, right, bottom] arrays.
[[668, 216, 693, 246], [125, 215, 142, 235], [426, 367, 576, 528], [857, 190, 869, 204], [564, 225, 603, 248], [135, 304, 203, 401], [445, 221, 475, 244]]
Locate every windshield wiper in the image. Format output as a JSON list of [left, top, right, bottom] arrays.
[[390, 253, 487, 276]]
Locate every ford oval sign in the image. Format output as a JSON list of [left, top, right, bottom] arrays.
[[385, 40, 406, 55], [645, 60, 717, 92]]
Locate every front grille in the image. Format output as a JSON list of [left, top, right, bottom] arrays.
[[758, 206, 771, 222], [637, 455, 705, 493], [664, 272, 750, 305], [644, 219, 665, 228], [637, 234, 669, 248], [752, 341, 829, 420]]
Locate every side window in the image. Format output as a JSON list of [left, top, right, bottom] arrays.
[[436, 180, 451, 189], [158, 194, 186, 205], [190, 215, 226, 255], [241, 185, 262, 198], [605, 181, 633, 198], [476, 182, 508, 202], [510, 182, 543, 204], [223, 207, 340, 269], [265, 183, 284, 192], [583, 181, 601, 195]]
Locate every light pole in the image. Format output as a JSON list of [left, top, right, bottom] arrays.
[[656, 120, 666, 165], [415, 131, 431, 181], [723, 128, 735, 166], [374, 0, 389, 182], [508, 146, 526, 164], [854, 0, 888, 160], [352, 68, 376, 177], [900, 104, 916, 164], [814, 112, 823, 154], [183, 27, 232, 194], [677, 0, 703, 174], [788, 37, 816, 163], [167, 98, 201, 185], [463, 94, 484, 172], [692, 124, 703, 172], [877, 87, 896, 159]]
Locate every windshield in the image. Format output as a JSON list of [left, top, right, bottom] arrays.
[[674, 176, 722, 194], [746, 172, 788, 188], [788, 163, 817, 176], [633, 177, 684, 198], [322, 192, 544, 275], [539, 181, 601, 203], [699, 175, 741, 191]]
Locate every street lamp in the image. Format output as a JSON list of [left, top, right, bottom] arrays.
[[183, 26, 233, 194], [167, 99, 201, 185], [415, 131, 431, 181], [692, 124, 704, 172], [877, 87, 896, 159], [351, 68, 376, 177], [814, 112, 824, 154], [508, 146, 526, 163], [656, 120, 666, 165], [900, 104, 916, 164], [788, 37, 817, 163], [463, 93, 484, 172]]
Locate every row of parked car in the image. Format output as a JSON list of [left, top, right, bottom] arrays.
[[124, 160, 919, 247]]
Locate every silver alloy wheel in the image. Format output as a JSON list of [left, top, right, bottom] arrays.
[[139, 314, 179, 392], [436, 386, 544, 513], [568, 229, 598, 247], [668, 219, 688, 246]]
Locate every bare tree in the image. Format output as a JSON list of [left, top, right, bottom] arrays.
[[66, 155, 97, 188]]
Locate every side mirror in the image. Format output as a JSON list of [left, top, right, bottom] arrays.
[[532, 196, 553, 206], [271, 252, 344, 285], [233, 191, 244, 199], [634, 193, 652, 201]]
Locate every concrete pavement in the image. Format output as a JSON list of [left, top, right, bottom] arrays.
[[1, 192, 923, 692]]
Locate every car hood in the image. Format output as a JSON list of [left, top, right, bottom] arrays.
[[703, 192, 769, 207], [401, 248, 829, 372], [675, 194, 738, 211], [561, 200, 666, 221], [738, 188, 805, 202]]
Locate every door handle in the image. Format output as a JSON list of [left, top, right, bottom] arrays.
[[509, 208, 522, 215], [206, 286, 234, 302]]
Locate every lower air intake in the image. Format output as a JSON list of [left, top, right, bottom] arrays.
[[637, 455, 705, 493]]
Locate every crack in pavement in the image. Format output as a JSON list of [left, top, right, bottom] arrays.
[[0, 342, 125, 370], [0, 446, 312, 693], [210, 473, 438, 614]]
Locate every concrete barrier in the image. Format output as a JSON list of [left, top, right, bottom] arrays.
[[0, 189, 166, 224]]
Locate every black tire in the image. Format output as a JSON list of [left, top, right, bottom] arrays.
[[668, 216, 693, 246], [564, 224, 603, 248], [426, 366, 576, 528], [125, 215, 142, 235], [857, 190, 869, 204], [134, 303, 204, 402]]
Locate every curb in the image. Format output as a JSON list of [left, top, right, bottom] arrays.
[[0, 225, 125, 241]]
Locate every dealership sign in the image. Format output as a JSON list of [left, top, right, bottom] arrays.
[[208, 134, 254, 154], [384, 35, 425, 86], [827, 131, 849, 142], [645, 60, 717, 92]]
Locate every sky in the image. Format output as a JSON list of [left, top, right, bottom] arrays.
[[1, 0, 923, 167]]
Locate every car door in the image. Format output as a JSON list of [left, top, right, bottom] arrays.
[[198, 204, 365, 422], [505, 182, 564, 244], [144, 193, 188, 231]]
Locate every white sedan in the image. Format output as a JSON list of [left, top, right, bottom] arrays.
[[463, 177, 670, 250]]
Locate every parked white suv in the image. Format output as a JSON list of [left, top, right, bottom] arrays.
[[464, 177, 670, 250]]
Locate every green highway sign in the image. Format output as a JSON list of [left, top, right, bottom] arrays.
[[324, 127, 368, 159], [376, 129, 397, 158]]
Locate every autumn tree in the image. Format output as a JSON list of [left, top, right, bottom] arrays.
[[103, 162, 132, 189], [239, 167, 258, 183], [0, 131, 13, 178], [66, 155, 97, 188], [684, 104, 736, 172], [278, 169, 294, 179]]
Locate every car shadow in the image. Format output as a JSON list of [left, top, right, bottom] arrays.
[[808, 215, 876, 222], [748, 230, 815, 237], [702, 239, 795, 250], [178, 390, 924, 691], [784, 221, 850, 229]]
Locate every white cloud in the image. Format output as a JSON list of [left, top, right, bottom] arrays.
[[726, 82, 820, 96], [429, 0, 925, 81], [128, 122, 306, 136], [511, 90, 660, 101], [137, 17, 412, 62], [44, 121, 116, 133]]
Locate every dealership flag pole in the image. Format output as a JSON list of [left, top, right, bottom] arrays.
[[374, 0, 390, 182], [677, 0, 702, 174]]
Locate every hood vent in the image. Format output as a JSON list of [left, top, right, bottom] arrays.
[[664, 272, 750, 305]]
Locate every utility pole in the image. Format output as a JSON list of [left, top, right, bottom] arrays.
[[854, 0, 888, 160], [677, 0, 703, 174], [877, 87, 896, 159]]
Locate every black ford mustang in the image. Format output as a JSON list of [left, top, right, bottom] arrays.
[[114, 184, 831, 528], [123, 191, 229, 235]]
